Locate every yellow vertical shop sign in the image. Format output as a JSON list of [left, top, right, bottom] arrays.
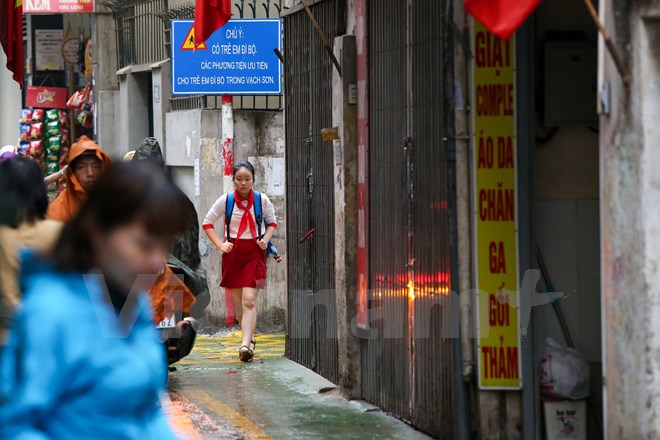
[[472, 21, 522, 389]]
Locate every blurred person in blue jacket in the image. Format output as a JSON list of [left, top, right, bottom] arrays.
[[0, 160, 190, 439]]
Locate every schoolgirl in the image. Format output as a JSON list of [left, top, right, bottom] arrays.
[[203, 160, 277, 362]]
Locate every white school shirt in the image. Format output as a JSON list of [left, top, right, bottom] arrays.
[[203, 192, 277, 240]]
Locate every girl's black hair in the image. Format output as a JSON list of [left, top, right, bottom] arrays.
[[52, 160, 189, 272], [0, 156, 48, 228], [232, 160, 255, 179]]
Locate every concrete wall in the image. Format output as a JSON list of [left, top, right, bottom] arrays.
[[92, 9, 119, 158], [535, 128, 599, 200], [151, 60, 171, 152], [0, 52, 21, 146], [600, 1, 660, 437], [117, 71, 152, 156], [165, 109, 287, 330], [332, 35, 360, 397]]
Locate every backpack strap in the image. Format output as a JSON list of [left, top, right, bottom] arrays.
[[225, 192, 235, 242], [253, 191, 264, 239]]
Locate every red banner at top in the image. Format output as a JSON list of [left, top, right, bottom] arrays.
[[26, 86, 68, 109], [23, 0, 94, 14]]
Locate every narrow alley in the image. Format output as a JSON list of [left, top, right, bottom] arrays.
[[2, 0, 660, 438], [165, 332, 430, 440]]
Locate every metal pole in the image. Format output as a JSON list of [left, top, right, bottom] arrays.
[[355, 0, 369, 331], [536, 246, 575, 349], [405, 0, 415, 417], [582, 0, 630, 85], [69, 64, 76, 141], [222, 94, 237, 327], [300, 0, 342, 76]]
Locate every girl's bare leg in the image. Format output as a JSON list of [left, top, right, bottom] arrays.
[[240, 287, 259, 349], [230, 288, 243, 325]]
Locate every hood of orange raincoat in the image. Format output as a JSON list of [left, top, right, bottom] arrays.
[[65, 136, 111, 193], [47, 136, 111, 222]]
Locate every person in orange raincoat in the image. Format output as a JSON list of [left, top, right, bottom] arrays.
[[150, 265, 196, 326], [47, 136, 111, 222]]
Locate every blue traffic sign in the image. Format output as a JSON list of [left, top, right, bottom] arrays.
[[171, 19, 282, 95]]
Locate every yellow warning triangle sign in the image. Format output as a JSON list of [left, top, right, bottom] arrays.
[[181, 26, 207, 51]]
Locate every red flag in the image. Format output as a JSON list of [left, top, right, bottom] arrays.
[[0, 0, 24, 87], [193, 0, 232, 48], [465, 0, 540, 40]]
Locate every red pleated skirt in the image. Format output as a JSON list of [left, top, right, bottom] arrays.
[[221, 239, 267, 289]]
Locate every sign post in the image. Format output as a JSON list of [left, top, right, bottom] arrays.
[[170, 19, 282, 96], [62, 32, 79, 140], [471, 20, 522, 390]]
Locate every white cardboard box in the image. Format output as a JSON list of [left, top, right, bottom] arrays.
[[543, 399, 587, 440]]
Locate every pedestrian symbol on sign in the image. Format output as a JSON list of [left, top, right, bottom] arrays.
[[180, 26, 207, 51]]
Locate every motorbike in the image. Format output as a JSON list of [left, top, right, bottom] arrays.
[[153, 255, 210, 366]]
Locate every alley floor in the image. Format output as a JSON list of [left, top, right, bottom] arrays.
[[164, 332, 431, 440]]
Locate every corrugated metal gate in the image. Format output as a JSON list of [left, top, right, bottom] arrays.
[[362, 0, 457, 437], [284, 0, 341, 384]]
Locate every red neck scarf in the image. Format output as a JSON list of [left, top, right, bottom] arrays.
[[234, 189, 258, 240]]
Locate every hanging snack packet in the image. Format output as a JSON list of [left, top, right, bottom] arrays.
[[47, 136, 63, 152], [31, 109, 45, 123], [46, 162, 59, 173], [46, 120, 60, 136], [61, 131, 70, 148], [29, 140, 43, 158], [77, 110, 93, 128], [20, 109, 33, 124], [59, 110, 69, 128], [66, 92, 78, 110], [67, 84, 91, 110], [59, 146, 70, 167], [67, 91, 85, 110], [18, 142, 30, 156], [46, 109, 59, 121], [19, 124, 31, 142], [30, 123, 43, 140], [80, 83, 91, 105]]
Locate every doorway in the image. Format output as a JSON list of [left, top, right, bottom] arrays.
[[531, 1, 602, 438]]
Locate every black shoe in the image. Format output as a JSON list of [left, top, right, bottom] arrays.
[[168, 366, 177, 372], [239, 346, 254, 362]]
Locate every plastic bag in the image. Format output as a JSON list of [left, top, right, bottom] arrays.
[[539, 338, 590, 400]]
